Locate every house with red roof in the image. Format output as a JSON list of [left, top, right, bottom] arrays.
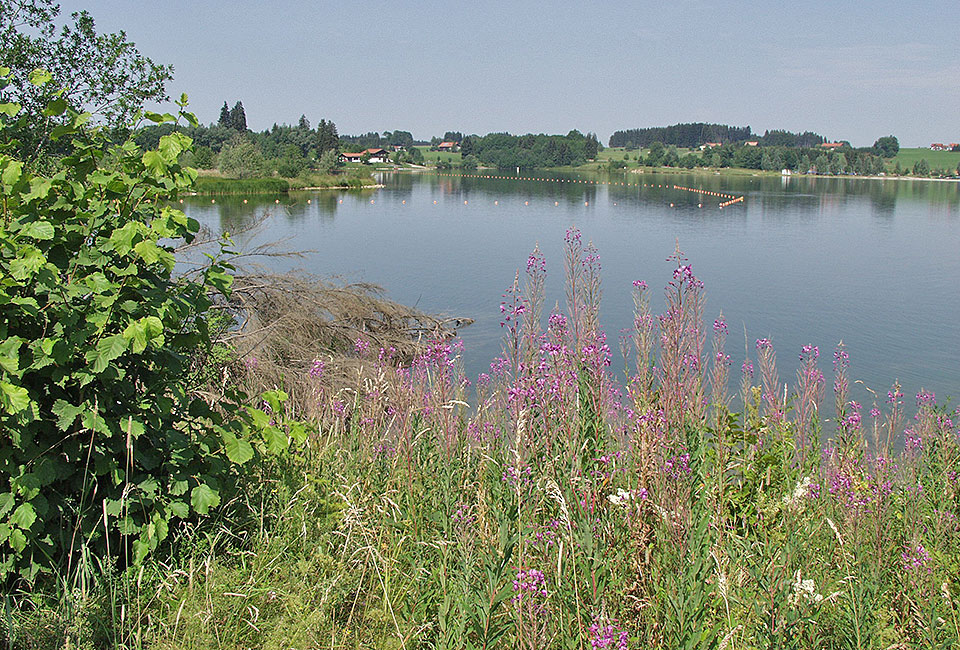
[[339, 148, 391, 164]]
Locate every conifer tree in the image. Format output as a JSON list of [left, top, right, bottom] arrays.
[[229, 101, 247, 131], [218, 101, 231, 127]]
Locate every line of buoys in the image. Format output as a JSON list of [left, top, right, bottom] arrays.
[[416, 172, 746, 208]]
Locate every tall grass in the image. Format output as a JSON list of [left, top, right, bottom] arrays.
[[10, 232, 960, 649]]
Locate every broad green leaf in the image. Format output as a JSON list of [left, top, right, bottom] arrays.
[[42, 98, 68, 117], [85, 335, 128, 373], [108, 221, 142, 255], [0, 493, 13, 517], [134, 240, 174, 269], [0, 381, 30, 414], [0, 103, 20, 117], [168, 501, 189, 518], [122, 321, 147, 353], [261, 426, 287, 455], [24, 178, 52, 202], [262, 390, 288, 414], [190, 484, 220, 515], [158, 133, 187, 161], [142, 150, 166, 175], [0, 337, 22, 373], [142, 316, 163, 340], [18, 221, 54, 241], [9, 247, 45, 280], [205, 267, 233, 295], [28, 69, 52, 86], [2, 160, 22, 187], [52, 400, 85, 431], [223, 432, 254, 465], [10, 503, 36, 529], [8, 529, 26, 552], [137, 477, 159, 497], [245, 406, 270, 429]]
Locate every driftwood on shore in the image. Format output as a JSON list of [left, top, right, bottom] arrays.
[[179, 215, 470, 418], [213, 271, 470, 418]]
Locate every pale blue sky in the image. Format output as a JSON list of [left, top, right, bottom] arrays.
[[60, 1, 958, 146]]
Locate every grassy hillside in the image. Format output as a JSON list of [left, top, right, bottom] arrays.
[[414, 145, 462, 164], [893, 147, 960, 171]]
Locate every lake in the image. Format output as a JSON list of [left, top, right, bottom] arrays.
[[183, 170, 960, 412]]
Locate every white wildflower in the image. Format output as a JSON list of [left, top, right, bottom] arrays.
[[607, 488, 636, 506], [782, 476, 813, 507], [789, 570, 826, 606]]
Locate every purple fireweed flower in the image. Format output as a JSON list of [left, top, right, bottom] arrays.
[[589, 617, 629, 650], [917, 390, 936, 408], [333, 399, 347, 415], [870, 407, 881, 418], [887, 388, 903, 404], [904, 428, 922, 451], [309, 358, 325, 379], [755, 338, 772, 351], [565, 227, 582, 245], [901, 545, 933, 574], [243, 356, 257, 369], [713, 318, 728, 334], [526, 251, 546, 274], [742, 360, 754, 377], [512, 568, 547, 601], [502, 464, 533, 487], [633, 279, 647, 290], [354, 337, 369, 355], [664, 453, 692, 479], [800, 344, 819, 361]]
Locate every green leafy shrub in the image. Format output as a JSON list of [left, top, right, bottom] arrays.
[[0, 72, 302, 584]]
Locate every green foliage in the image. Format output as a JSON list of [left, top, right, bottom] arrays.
[[873, 135, 900, 158], [913, 158, 931, 177], [0, 0, 173, 164], [217, 134, 266, 179], [316, 147, 340, 174], [275, 143, 307, 178], [0, 77, 303, 584], [460, 154, 479, 171]]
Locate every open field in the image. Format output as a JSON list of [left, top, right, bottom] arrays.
[[892, 147, 960, 171], [414, 145, 462, 164]]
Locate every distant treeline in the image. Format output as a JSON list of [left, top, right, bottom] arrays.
[[609, 123, 825, 149], [135, 102, 343, 178], [611, 141, 890, 175], [460, 131, 602, 169], [340, 130, 418, 151]]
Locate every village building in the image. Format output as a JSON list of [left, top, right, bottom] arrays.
[[339, 148, 392, 164], [437, 141, 459, 152]]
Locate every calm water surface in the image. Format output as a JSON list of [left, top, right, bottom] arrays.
[[184, 171, 960, 411]]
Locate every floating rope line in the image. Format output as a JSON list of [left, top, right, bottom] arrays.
[[430, 173, 746, 208]]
